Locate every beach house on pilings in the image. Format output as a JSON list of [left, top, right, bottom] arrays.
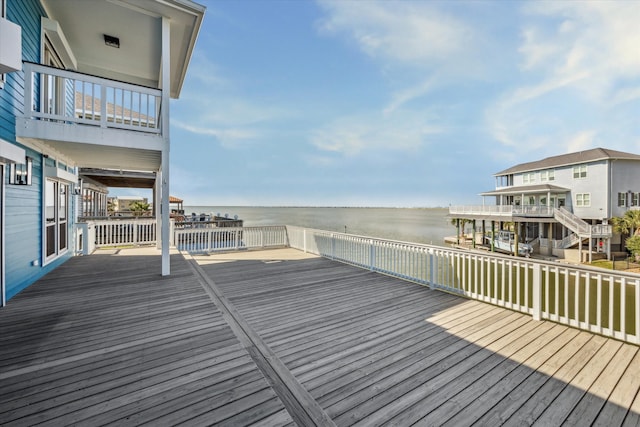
[[0, 0, 204, 305], [449, 148, 640, 262]]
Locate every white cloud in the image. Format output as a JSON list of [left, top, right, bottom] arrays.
[[487, 1, 640, 157], [519, 1, 640, 101], [310, 109, 442, 157], [566, 130, 597, 154], [172, 120, 256, 149], [317, 0, 477, 71], [384, 76, 438, 115]]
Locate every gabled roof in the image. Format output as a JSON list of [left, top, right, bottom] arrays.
[[496, 148, 640, 176]]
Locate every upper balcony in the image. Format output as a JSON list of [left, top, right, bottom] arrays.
[[16, 62, 164, 172], [449, 205, 555, 219]]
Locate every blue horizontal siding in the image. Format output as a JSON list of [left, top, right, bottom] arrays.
[[3, 0, 73, 302]]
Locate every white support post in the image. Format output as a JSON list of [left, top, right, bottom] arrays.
[[429, 251, 434, 288], [532, 263, 542, 321], [155, 173, 161, 249], [133, 221, 138, 245], [24, 65, 33, 117], [303, 229, 307, 253], [160, 17, 171, 276], [100, 85, 107, 128], [369, 240, 375, 271]]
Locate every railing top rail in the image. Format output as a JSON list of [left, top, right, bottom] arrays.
[[286, 225, 640, 281], [23, 61, 162, 96]]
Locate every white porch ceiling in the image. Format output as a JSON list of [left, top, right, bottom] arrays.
[[41, 0, 205, 98]]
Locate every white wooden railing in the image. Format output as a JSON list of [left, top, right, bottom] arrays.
[[557, 233, 583, 249], [286, 226, 640, 345], [449, 205, 555, 217], [554, 207, 612, 239], [449, 205, 514, 216], [93, 219, 157, 247], [174, 226, 288, 253], [75, 220, 640, 344], [23, 62, 162, 133], [554, 207, 590, 235]]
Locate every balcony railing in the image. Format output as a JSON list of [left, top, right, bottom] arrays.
[[174, 226, 288, 253], [23, 62, 162, 134], [449, 205, 554, 217]]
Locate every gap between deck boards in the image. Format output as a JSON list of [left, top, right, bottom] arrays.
[[185, 254, 336, 427]]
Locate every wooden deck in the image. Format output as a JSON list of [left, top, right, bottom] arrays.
[[2, 248, 640, 425]]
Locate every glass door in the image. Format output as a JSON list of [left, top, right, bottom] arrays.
[[45, 179, 68, 261]]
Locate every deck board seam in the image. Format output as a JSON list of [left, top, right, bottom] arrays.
[[185, 254, 336, 427], [0, 323, 216, 380]]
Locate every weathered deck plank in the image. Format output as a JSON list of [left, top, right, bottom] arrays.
[[198, 250, 640, 426], [0, 251, 295, 426], [2, 247, 640, 426]]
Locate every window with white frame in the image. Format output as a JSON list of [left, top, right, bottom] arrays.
[[633, 193, 640, 207], [540, 170, 555, 182], [573, 165, 587, 179], [522, 172, 536, 184], [619, 192, 627, 207], [576, 193, 591, 207]]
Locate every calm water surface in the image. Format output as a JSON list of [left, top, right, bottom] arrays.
[[185, 206, 453, 246]]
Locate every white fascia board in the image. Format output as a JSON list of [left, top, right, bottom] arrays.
[[15, 117, 164, 152], [0, 139, 25, 164], [45, 165, 77, 183], [42, 17, 77, 70]]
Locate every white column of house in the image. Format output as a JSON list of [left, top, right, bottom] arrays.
[[160, 16, 171, 276]]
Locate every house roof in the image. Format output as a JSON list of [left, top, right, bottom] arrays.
[[496, 148, 640, 176], [480, 184, 570, 197]]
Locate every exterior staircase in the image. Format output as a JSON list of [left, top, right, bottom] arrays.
[[553, 207, 612, 249]]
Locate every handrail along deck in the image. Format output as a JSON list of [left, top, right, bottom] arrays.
[[286, 225, 640, 345]]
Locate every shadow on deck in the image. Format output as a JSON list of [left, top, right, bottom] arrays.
[[1, 248, 639, 425]]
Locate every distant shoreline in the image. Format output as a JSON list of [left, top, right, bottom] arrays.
[[184, 205, 449, 209]]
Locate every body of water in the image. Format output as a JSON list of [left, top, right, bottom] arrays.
[[184, 206, 454, 246]]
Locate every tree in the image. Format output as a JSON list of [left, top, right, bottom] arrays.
[[450, 218, 470, 239], [107, 200, 115, 216], [612, 210, 640, 236], [626, 235, 640, 260], [129, 200, 150, 217]]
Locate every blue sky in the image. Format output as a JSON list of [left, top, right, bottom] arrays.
[[160, 0, 640, 207]]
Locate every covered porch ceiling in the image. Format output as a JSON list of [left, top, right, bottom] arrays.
[[480, 184, 570, 197], [40, 0, 205, 98], [80, 168, 156, 188], [19, 136, 161, 172]]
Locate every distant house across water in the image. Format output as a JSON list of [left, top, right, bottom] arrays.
[[450, 147, 640, 262]]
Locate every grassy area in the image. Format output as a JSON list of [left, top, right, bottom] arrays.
[[591, 258, 640, 272]]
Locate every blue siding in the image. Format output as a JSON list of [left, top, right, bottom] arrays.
[[3, 0, 73, 301]]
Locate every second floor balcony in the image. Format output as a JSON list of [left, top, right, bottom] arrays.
[[16, 62, 164, 172], [449, 204, 555, 218]]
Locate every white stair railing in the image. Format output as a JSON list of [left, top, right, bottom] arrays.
[[554, 207, 612, 238]]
